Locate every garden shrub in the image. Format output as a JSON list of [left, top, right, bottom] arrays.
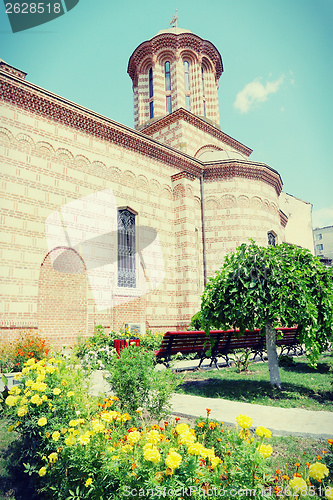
[[1, 357, 333, 499], [74, 325, 164, 370], [0, 330, 50, 373], [105, 344, 180, 422]]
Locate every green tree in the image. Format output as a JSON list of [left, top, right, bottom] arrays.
[[201, 241, 333, 388]]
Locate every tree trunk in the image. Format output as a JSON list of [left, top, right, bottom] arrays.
[[265, 321, 281, 389]]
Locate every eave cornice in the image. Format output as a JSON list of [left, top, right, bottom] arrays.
[[0, 71, 202, 177], [203, 160, 283, 196], [142, 108, 253, 157]]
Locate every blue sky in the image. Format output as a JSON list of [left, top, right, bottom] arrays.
[[1, 0, 332, 228]]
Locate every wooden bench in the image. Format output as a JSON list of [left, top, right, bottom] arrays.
[[155, 327, 301, 368]]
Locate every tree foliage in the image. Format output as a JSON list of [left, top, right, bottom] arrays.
[[201, 241, 333, 367]]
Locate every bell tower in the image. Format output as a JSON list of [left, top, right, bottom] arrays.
[[127, 28, 223, 131]]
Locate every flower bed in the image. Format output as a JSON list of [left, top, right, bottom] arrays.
[[1, 357, 332, 499]]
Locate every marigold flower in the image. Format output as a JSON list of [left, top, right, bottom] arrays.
[[52, 388, 61, 396], [210, 456, 221, 468], [31, 394, 43, 406], [236, 414, 253, 429], [78, 433, 91, 445], [197, 422, 205, 428], [48, 452, 58, 464], [64, 435, 76, 446], [289, 476, 307, 496], [17, 406, 28, 417], [257, 444, 273, 459], [52, 431, 60, 442], [308, 462, 329, 481], [38, 466, 47, 477], [255, 426, 272, 438], [178, 431, 196, 446], [188, 442, 205, 456], [165, 451, 182, 470], [8, 386, 21, 396], [327, 439, 333, 446], [143, 444, 160, 464], [127, 431, 141, 445], [5, 395, 19, 407], [209, 422, 217, 430], [146, 430, 160, 444], [85, 478, 93, 487], [91, 420, 105, 433], [67, 391, 75, 397], [38, 417, 47, 427], [100, 412, 113, 423]]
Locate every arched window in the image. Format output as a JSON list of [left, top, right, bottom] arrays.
[[165, 61, 171, 91], [184, 61, 190, 91], [202, 67, 206, 116], [184, 61, 191, 111], [267, 231, 276, 247], [148, 68, 154, 119], [118, 208, 136, 288]]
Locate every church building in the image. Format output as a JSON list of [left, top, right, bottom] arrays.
[[0, 27, 314, 347]]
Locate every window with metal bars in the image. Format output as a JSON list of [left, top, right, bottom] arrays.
[[117, 209, 136, 287]]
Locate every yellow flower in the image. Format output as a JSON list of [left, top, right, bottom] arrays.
[[91, 420, 105, 433], [68, 420, 78, 427], [8, 425, 15, 432], [325, 487, 333, 500], [236, 414, 253, 429], [53, 388, 61, 395], [13, 373, 22, 380], [100, 412, 113, 423], [143, 444, 161, 464], [38, 467, 47, 477], [176, 423, 190, 435], [178, 431, 196, 446], [210, 456, 221, 468], [26, 358, 36, 366], [25, 379, 34, 387], [188, 442, 205, 456], [64, 435, 76, 446], [5, 395, 19, 407], [8, 386, 21, 395], [31, 382, 47, 392], [41, 395, 48, 401], [31, 394, 43, 406], [308, 462, 329, 481], [289, 476, 307, 496], [48, 452, 58, 464], [257, 444, 273, 458], [165, 451, 182, 470], [121, 444, 133, 453], [52, 431, 60, 442], [38, 417, 47, 427], [127, 431, 141, 445], [61, 379, 69, 386], [85, 478, 93, 487], [146, 430, 160, 444], [17, 406, 28, 417], [78, 433, 91, 445], [67, 391, 75, 397], [255, 426, 272, 438]]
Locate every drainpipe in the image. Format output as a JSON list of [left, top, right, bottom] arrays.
[[200, 172, 207, 288]]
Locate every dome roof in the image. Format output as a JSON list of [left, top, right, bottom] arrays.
[[198, 149, 248, 162], [154, 27, 192, 37]]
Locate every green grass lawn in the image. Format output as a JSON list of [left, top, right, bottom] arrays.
[[175, 352, 333, 412]]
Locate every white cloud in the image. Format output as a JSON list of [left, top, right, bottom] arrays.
[[234, 75, 284, 113], [312, 205, 333, 229]]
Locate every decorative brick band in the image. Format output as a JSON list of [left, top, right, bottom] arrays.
[[171, 171, 197, 182], [279, 210, 288, 227], [142, 108, 253, 156], [0, 74, 202, 177], [204, 160, 283, 195]]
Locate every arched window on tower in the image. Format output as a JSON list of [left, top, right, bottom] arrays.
[[202, 66, 206, 117], [118, 208, 136, 288], [149, 67, 154, 119], [165, 61, 172, 114], [184, 60, 191, 111]]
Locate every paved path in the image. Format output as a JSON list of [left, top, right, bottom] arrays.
[[88, 370, 333, 440]]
